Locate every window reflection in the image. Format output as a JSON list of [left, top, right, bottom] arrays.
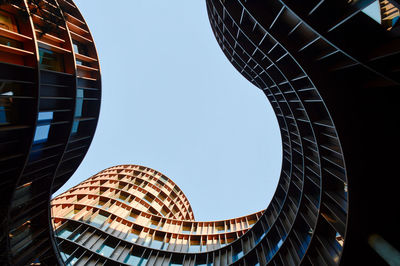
[[124, 253, 147, 265], [58, 227, 73, 239], [74, 89, 83, 117], [33, 111, 53, 144], [33, 125, 50, 144], [97, 242, 114, 257], [39, 48, 64, 72], [90, 213, 108, 228], [0, 82, 20, 125], [72, 40, 88, 56]]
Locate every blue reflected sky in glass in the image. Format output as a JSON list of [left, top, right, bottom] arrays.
[[54, 0, 282, 221], [362, 1, 381, 23], [33, 124, 50, 143], [38, 111, 53, 121]]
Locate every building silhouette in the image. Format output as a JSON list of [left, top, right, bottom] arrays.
[[0, 0, 101, 264]]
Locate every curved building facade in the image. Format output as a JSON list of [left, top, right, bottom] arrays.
[[53, 0, 400, 265], [1, 0, 399, 265], [0, 0, 101, 265], [205, 0, 399, 265], [52, 165, 264, 265]]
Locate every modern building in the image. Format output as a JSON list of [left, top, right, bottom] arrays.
[[1, 0, 399, 265], [51, 165, 266, 265], [0, 0, 101, 264], [55, 0, 400, 265], [205, 0, 400, 265]]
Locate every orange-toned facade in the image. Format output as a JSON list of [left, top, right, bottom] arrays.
[[379, 0, 400, 29], [51, 165, 264, 264]]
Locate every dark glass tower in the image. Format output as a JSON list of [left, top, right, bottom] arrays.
[[0, 0, 101, 264]]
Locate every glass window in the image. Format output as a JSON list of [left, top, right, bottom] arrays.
[[0, 10, 18, 32], [0, 36, 22, 48], [34, 111, 53, 143], [277, 239, 283, 249], [38, 111, 53, 121], [39, 47, 64, 72], [124, 253, 147, 265], [0, 106, 8, 124], [150, 239, 164, 249], [90, 213, 108, 228], [57, 228, 73, 239], [72, 40, 88, 55], [67, 256, 78, 266], [71, 120, 79, 134], [143, 236, 151, 247], [70, 231, 81, 241], [126, 229, 139, 242], [149, 221, 158, 229], [75, 89, 84, 117], [0, 83, 18, 125], [33, 124, 50, 143], [188, 244, 201, 253], [59, 250, 71, 262], [72, 42, 79, 54], [255, 230, 266, 245], [97, 242, 115, 257], [232, 249, 244, 262]]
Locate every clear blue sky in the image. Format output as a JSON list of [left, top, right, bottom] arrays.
[[55, 0, 284, 221]]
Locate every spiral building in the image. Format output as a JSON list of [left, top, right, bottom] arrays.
[[52, 165, 265, 265], [0, 0, 101, 264]]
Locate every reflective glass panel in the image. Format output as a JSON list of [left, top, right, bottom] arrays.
[[39, 48, 64, 72], [33, 125, 50, 143]]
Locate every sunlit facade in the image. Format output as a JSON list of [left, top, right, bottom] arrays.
[[0, 0, 101, 264], [52, 165, 264, 265]]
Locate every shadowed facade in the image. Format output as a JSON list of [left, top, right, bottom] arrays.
[[0, 0, 101, 264], [205, 0, 400, 265]]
